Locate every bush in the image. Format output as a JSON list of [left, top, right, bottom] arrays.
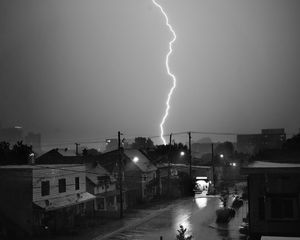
[[176, 225, 192, 240]]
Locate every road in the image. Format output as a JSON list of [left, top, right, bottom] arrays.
[[102, 194, 247, 240]]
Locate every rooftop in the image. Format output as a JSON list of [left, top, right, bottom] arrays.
[[242, 161, 300, 174], [124, 149, 157, 172], [0, 164, 84, 169], [246, 161, 300, 168]]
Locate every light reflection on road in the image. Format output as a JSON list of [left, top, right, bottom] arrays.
[[106, 197, 245, 240], [173, 208, 192, 236], [195, 197, 207, 209]]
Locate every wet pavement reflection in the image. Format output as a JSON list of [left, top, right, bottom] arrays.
[[107, 195, 247, 240]]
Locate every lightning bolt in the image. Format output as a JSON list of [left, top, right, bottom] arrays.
[[152, 0, 177, 145]]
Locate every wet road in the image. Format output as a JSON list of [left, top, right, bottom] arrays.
[[106, 195, 246, 240]]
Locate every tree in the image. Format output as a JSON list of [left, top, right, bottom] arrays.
[[283, 134, 300, 152], [131, 137, 154, 150], [0, 141, 11, 164], [152, 143, 188, 164], [11, 141, 33, 164], [176, 225, 192, 240]]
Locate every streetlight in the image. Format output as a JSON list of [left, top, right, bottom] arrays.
[[180, 151, 185, 157], [133, 156, 139, 163], [220, 154, 224, 159]]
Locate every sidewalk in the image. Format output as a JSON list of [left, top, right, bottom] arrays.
[[43, 198, 189, 240]]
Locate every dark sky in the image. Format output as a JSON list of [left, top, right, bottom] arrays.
[[1, 0, 300, 146]]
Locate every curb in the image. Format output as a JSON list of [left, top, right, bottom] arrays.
[[209, 223, 237, 232], [92, 204, 175, 240]]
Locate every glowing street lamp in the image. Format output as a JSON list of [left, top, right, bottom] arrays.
[[133, 157, 139, 163], [180, 151, 185, 157], [220, 154, 224, 159]]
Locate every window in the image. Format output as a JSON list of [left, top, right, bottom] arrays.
[[97, 198, 105, 210], [269, 196, 298, 220], [107, 196, 115, 207], [41, 181, 50, 196], [58, 178, 66, 193], [75, 177, 80, 190], [258, 197, 265, 220]]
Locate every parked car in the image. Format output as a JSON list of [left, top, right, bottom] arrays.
[[239, 222, 249, 234], [232, 196, 243, 209], [216, 207, 236, 223]]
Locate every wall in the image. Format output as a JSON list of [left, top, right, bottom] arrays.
[[32, 164, 86, 202], [249, 173, 300, 237], [0, 168, 33, 236]]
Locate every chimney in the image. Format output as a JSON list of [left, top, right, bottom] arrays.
[[29, 153, 35, 164]]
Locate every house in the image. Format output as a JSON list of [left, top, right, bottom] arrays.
[[37, 149, 127, 218], [98, 149, 158, 206], [35, 148, 78, 164], [85, 161, 127, 218], [242, 161, 300, 239], [123, 149, 158, 203], [0, 164, 95, 237]]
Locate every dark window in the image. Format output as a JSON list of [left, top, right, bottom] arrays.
[[97, 198, 104, 209], [75, 177, 80, 190], [41, 181, 50, 196], [258, 197, 265, 220], [58, 178, 66, 193], [270, 197, 297, 219], [107, 196, 115, 206]]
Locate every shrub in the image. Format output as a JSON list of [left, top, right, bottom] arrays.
[[176, 225, 192, 240]]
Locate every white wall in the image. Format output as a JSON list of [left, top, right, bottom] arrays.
[[32, 164, 86, 202]]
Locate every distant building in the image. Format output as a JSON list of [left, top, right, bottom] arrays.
[[105, 138, 118, 152], [0, 164, 95, 237], [191, 142, 212, 158], [0, 126, 23, 145], [105, 138, 129, 152], [25, 132, 41, 152], [242, 161, 300, 239], [237, 128, 286, 154], [261, 128, 286, 149], [35, 148, 77, 165]]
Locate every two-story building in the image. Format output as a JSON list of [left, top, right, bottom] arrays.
[[242, 161, 300, 239], [98, 149, 158, 207], [123, 149, 158, 204], [0, 164, 95, 237], [85, 161, 127, 218]]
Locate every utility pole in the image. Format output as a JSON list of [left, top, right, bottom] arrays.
[[118, 131, 123, 218], [211, 143, 216, 193], [167, 133, 172, 196], [188, 132, 192, 176], [75, 143, 80, 156]]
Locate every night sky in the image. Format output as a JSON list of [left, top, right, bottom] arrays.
[[1, 0, 300, 146]]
